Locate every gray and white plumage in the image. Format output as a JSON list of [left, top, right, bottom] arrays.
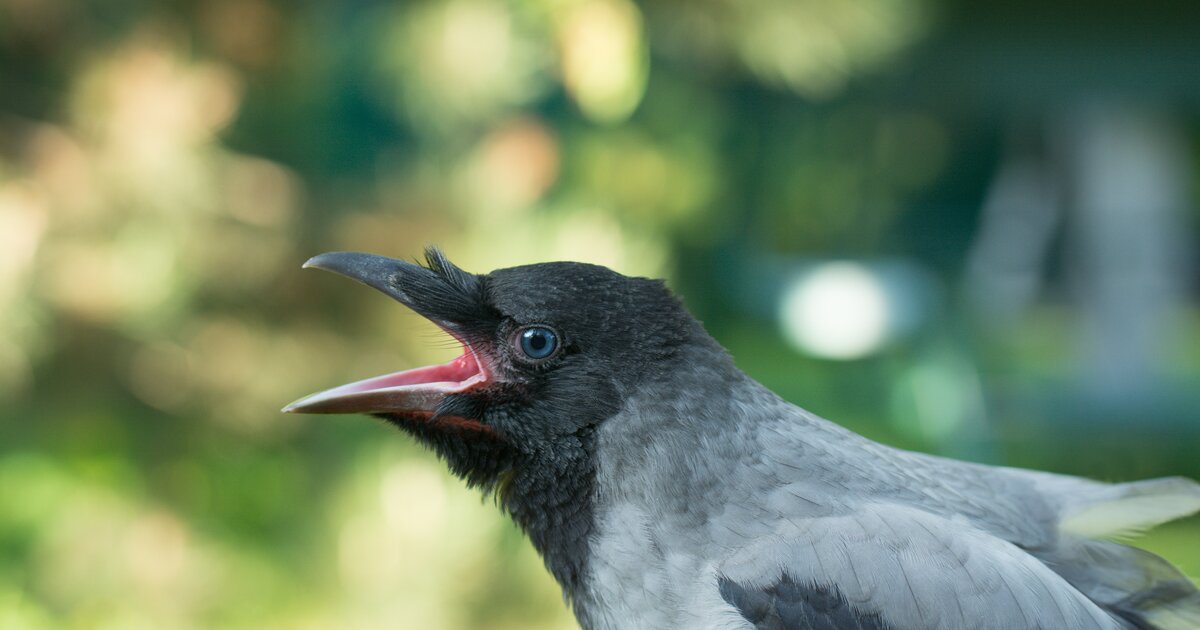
[[287, 249, 1200, 630], [587, 378, 1199, 629]]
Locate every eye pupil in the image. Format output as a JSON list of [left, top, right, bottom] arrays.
[[519, 327, 558, 360]]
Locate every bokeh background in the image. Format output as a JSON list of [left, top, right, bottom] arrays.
[[2, 0, 1199, 627]]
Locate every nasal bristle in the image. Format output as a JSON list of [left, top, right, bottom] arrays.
[[423, 246, 480, 297]]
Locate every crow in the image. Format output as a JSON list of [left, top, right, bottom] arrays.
[[285, 248, 1200, 630]]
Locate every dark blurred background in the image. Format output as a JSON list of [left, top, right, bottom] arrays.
[[2, 0, 1198, 627]]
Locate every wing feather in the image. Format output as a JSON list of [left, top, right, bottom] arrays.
[[716, 503, 1123, 630]]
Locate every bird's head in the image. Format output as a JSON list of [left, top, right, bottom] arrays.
[[284, 248, 711, 490]]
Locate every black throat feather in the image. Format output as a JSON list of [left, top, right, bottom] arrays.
[[376, 411, 599, 610]]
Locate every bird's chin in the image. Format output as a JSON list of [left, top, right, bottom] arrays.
[[282, 343, 490, 416]]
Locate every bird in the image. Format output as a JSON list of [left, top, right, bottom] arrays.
[[284, 247, 1200, 630]]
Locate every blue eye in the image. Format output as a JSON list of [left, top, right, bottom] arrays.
[[518, 326, 559, 360]]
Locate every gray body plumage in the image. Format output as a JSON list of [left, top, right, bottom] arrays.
[[578, 342, 1200, 629]]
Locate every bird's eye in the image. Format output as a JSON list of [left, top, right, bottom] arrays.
[[517, 326, 559, 361]]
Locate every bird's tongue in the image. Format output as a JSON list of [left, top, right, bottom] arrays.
[[282, 348, 487, 415]]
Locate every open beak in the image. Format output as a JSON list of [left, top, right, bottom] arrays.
[[282, 252, 491, 415]]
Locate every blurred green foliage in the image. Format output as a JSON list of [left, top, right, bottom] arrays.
[[1, 0, 1197, 628]]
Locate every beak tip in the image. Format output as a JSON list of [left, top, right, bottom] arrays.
[[282, 396, 311, 413], [301, 254, 326, 270], [281, 392, 349, 415]]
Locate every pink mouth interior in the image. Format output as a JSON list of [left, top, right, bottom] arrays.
[[282, 343, 490, 414], [341, 350, 484, 394]]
